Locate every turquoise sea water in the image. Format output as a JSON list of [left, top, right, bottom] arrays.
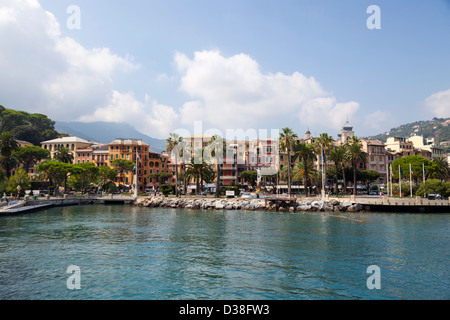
[[0, 205, 448, 300]]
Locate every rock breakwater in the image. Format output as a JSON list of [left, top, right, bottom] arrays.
[[135, 197, 365, 213]]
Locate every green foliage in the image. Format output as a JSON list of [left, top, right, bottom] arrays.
[[161, 184, 175, 196], [431, 157, 450, 181], [36, 160, 72, 193], [239, 170, 258, 187], [6, 168, 31, 196], [415, 179, 450, 197], [390, 182, 420, 197], [0, 131, 20, 177], [54, 146, 74, 164], [370, 118, 450, 144], [69, 162, 100, 193], [98, 166, 118, 188], [0, 106, 60, 145], [148, 172, 173, 184], [0, 170, 7, 194], [391, 155, 436, 180], [360, 170, 381, 184], [111, 159, 135, 171], [104, 181, 118, 193], [13, 145, 50, 171]]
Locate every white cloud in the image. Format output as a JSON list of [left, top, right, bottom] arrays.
[[0, 0, 139, 121], [174, 50, 359, 133], [0, 0, 363, 140], [425, 88, 450, 118]]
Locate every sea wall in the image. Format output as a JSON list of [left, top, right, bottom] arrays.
[[135, 197, 365, 212]]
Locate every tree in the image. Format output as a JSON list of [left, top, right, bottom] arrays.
[[315, 133, 335, 194], [415, 179, 450, 198], [360, 170, 381, 190], [293, 142, 316, 197], [147, 172, 173, 185], [292, 160, 318, 189], [279, 127, 298, 195], [111, 159, 135, 186], [328, 145, 348, 195], [6, 168, 31, 196], [207, 135, 227, 197], [0, 107, 59, 145], [391, 155, 436, 183], [36, 161, 72, 195], [240, 170, 258, 188], [98, 166, 118, 192], [0, 170, 7, 195], [166, 133, 183, 197], [54, 146, 74, 164], [0, 131, 19, 177], [69, 162, 100, 193], [185, 157, 215, 195], [346, 136, 368, 196], [432, 157, 450, 181], [13, 145, 50, 173]]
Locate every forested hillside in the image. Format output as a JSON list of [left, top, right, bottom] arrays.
[[0, 105, 62, 145]]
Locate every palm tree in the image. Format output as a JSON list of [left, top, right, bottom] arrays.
[[54, 146, 74, 164], [293, 142, 316, 197], [207, 135, 227, 197], [279, 127, 298, 195], [292, 160, 317, 188], [328, 145, 348, 195], [432, 157, 450, 181], [166, 133, 183, 197], [346, 136, 368, 197], [315, 133, 335, 195], [185, 157, 215, 195], [0, 131, 19, 177]]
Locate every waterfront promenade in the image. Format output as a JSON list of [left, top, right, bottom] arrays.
[[1, 194, 449, 216]]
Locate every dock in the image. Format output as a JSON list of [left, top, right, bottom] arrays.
[[0, 195, 135, 216]]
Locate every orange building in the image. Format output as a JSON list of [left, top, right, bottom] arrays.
[[108, 139, 150, 192]]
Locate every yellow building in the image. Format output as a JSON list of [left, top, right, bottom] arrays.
[[41, 136, 93, 161]]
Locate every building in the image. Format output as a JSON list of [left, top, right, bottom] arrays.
[[41, 136, 93, 160], [407, 135, 445, 160], [147, 150, 174, 189], [337, 119, 355, 145], [361, 139, 387, 184], [385, 137, 415, 157], [75, 148, 94, 164], [92, 145, 110, 167], [108, 139, 150, 192]]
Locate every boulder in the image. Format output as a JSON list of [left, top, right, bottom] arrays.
[[215, 202, 225, 210]]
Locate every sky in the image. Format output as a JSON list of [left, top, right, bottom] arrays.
[[1, 0, 449, 141]]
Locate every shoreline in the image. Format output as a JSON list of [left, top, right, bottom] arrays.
[[1, 195, 449, 216]]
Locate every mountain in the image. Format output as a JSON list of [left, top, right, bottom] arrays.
[[369, 117, 450, 152], [55, 121, 167, 153]]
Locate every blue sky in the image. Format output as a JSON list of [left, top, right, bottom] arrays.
[[1, 0, 450, 139]]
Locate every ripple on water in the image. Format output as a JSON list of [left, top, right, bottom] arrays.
[[0, 206, 448, 300]]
